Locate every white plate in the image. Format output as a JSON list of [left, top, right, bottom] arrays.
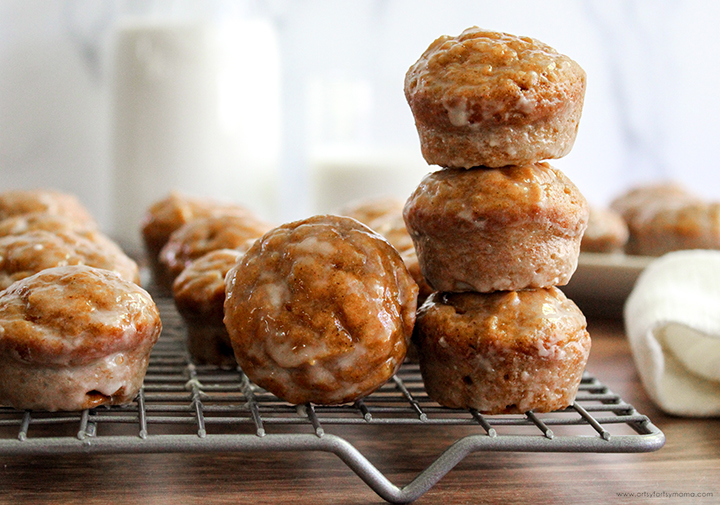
[[562, 252, 654, 313]]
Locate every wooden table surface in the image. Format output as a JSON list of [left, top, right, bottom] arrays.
[[1, 317, 718, 505]]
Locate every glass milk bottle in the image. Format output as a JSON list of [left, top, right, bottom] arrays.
[[109, 5, 280, 253]]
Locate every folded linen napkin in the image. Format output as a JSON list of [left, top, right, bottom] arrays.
[[625, 250, 720, 417]]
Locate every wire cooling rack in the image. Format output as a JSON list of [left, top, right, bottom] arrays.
[[0, 297, 665, 504]]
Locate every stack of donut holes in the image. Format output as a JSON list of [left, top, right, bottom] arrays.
[[403, 27, 592, 414], [0, 189, 161, 411]]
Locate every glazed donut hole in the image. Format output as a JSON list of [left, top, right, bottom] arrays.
[[223, 214, 419, 405], [0, 265, 162, 411], [413, 288, 591, 414], [403, 163, 588, 293], [404, 27, 586, 168]]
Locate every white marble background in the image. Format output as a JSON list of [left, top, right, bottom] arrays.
[[0, 0, 717, 249]]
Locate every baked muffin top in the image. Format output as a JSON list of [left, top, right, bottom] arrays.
[[0, 265, 160, 366], [173, 248, 242, 321], [581, 205, 629, 253], [159, 214, 271, 279], [0, 212, 97, 238], [405, 27, 586, 128], [338, 197, 415, 254]]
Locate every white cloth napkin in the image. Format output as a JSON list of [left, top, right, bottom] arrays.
[[624, 250, 720, 417]]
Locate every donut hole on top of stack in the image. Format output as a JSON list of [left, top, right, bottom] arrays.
[[404, 27, 586, 170]]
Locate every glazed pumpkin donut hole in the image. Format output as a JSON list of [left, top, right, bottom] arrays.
[[223, 215, 418, 405], [404, 27, 586, 168], [403, 162, 588, 293], [413, 288, 591, 414]]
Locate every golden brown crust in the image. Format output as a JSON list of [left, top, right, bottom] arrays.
[[337, 197, 406, 228], [338, 197, 416, 254], [403, 163, 588, 292], [173, 249, 241, 322], [173, 249, 242, 367], [0, 265, 161, 411], [0, 189, 96, 226], [414, 288, 591, 413], [405, 27, 586, 168], [0, 229, 140, 290], [224, 215, 418, 405], [140, 192, 261, 288]]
